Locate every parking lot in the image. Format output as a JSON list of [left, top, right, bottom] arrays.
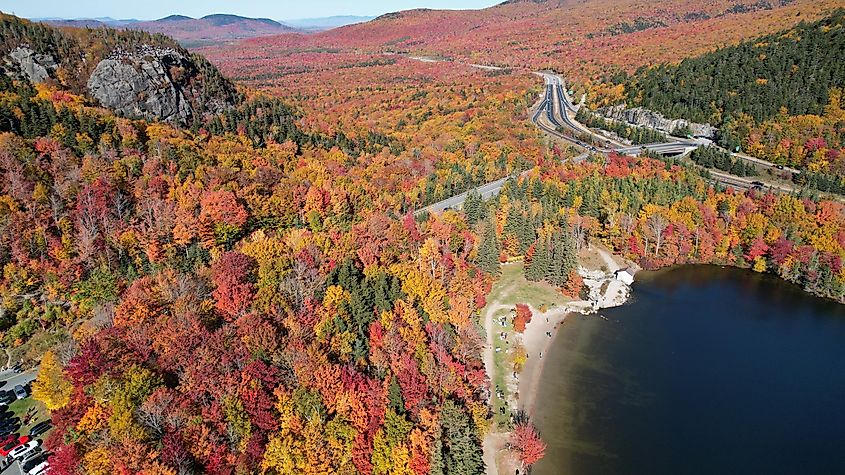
[[0, 367, 43, 475], [0, 370, 37, 394]]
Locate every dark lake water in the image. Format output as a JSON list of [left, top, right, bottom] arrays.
[[532, 265, 845, 475]]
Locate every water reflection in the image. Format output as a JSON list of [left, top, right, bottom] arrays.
[[532, 266, 845, 475]]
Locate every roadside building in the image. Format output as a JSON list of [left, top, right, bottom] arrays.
[[614, 268, 635, 285]]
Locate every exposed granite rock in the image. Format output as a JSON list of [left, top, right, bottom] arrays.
[[596, 104, 718, 140], [87, 47, 196, 125], [5, 46, 57, 83]]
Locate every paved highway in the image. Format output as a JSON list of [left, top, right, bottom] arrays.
[[403, 55, 801, 179], [730, 150, 801, 175], [535, 72, 703, 159], [414, 176, 514, 216], [0, 368, 37, 393], [417, 72, 821, 216], [541, 73, 804, 177]]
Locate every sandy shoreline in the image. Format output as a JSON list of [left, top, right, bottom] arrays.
[[517, 305, 575, 415], [517, 246, 636, 418], [482, 245, 636, 474]]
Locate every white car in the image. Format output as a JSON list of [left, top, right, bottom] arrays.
[[8, 440, 38, 460], [29, 461, 49, 475]]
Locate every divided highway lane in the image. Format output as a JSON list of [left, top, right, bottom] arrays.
[[414, 176, 514, 216], [731, 150, 801, 175], [418, 72, 821, 217]]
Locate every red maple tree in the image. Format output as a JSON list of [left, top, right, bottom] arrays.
[[510, 421, 546, 467]]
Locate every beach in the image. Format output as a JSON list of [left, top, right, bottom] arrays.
[[518, 245, 635, 417], [482, 244, 637, 474]]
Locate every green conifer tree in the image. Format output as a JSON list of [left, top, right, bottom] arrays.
[[476, 218, 501, 276]]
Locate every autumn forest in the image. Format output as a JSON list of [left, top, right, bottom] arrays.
[[1, 0, 845, 474]]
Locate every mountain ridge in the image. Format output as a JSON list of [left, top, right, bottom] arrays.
[[40, 13, 299, 47], [205, 0, 842, 81]]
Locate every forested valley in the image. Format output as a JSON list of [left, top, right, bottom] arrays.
[[1, 4, 845, 475]]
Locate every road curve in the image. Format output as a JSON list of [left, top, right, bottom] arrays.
[[417, 72, 822, 217]]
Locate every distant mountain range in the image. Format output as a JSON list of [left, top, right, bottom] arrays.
[[128, 14, 297, 46], [36, 14, 374, 46], [283, 16, 375, 31], [35, 16, 140, 28]]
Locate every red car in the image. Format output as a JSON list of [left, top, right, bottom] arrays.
[[0, 435, 30, 457], [0, 434, 18, 448]]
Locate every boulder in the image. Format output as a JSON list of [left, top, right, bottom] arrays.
[[87, 47, 196, 125], [5, 46, 57, 83], [596, 104, 718, 140]]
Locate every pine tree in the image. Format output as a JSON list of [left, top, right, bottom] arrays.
[[476, 219, 501, 276], [525, 237, 548, 282], [518, 214, 536, 255], [440, 400, 484, 475], [464, 190, 483, 225], [546, 229, 577, 287], [429, 438, 445, 475]]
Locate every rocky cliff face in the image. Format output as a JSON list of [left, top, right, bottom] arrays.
[[4, 46, 57, 83], [1, 14, 240, 127], [596, 104, 718, 139], [87, 47, 198, 125]]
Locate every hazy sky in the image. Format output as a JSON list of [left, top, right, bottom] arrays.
[[3, 0, 502, 21]]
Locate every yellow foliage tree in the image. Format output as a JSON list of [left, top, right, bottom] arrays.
[[32, 351, 72, 411], [82, 447, 113, 475], [752, 256, 767, 273]]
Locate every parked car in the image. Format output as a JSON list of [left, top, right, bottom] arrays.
[[19, 448, 43, 469], [0, 391, 15, 404], [0, 433, 18, 446], [30, 461, 49, 475], [0, 409, 14, 420], [0, 417, 21, 429], [8, 439, 39, 460], [0, 424, 20, 437], [0, 435, 30, 457], [23, 455, 48, 474], [13, 385, 27, 400], [0, 426, 19, 437], [29, 421, 52, 438]]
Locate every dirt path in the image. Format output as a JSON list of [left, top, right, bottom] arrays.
[[481, 293, 592, 473], [596, 246, 622, 273], [481, 299, 512, 475]]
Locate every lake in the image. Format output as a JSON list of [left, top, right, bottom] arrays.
[[532, 265, 845, 475]]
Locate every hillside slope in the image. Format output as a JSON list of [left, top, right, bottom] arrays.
[[594, 11, 845, 177], [611, 11, 845, 125], [204, 0, 845, 82]]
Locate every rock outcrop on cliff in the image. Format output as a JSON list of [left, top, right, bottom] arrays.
[[1, 13, 240, 126], [86, 46, 233, 125], [4, 46, 57, 83], [596, 104, 718, 140]]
